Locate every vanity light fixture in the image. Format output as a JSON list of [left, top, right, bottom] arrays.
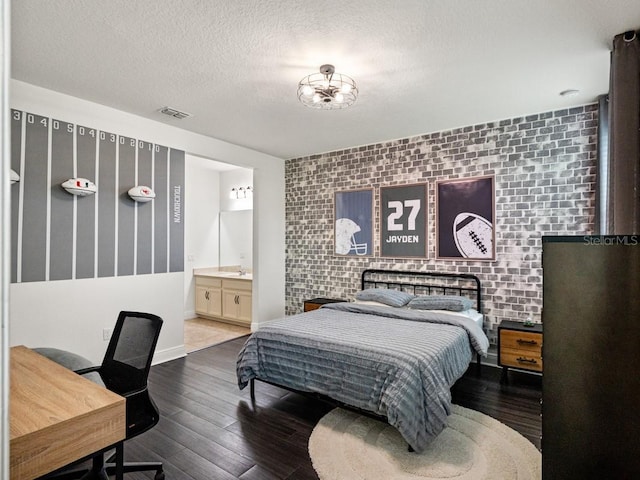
[[230, 186, 253, 199]]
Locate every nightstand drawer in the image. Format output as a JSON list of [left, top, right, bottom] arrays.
[[500, 349, 543, 372], [499, 330, 542, 354], [498, 320, 543, 381]]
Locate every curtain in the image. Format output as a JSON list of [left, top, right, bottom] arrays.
[[607, 30, 640, 234], [595, 94, 609, 234]]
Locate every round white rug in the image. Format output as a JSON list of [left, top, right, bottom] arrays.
[[308, 405, 541, 480]]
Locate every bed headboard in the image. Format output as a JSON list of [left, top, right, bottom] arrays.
[[361, 269, 482, 312]]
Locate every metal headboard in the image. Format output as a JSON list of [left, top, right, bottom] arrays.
[[361, 269, 482, 313]]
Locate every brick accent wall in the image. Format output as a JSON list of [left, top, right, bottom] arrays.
[[285, 104, 598, 343]]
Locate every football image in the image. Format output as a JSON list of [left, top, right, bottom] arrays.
[[128, 185, 156, 203], [453, 212, 493, 258], [335, 218, 368, 256], [61, 178, 97, 196]]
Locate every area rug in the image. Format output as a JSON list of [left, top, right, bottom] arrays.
[[308, 404, 541, 480]]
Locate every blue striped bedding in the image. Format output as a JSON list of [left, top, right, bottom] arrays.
[[236, 302, 489, 452]]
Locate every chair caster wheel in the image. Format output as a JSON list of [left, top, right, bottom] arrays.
[[154, 471, 165, 480]]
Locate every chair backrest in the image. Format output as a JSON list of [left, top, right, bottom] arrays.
[[99, 311, 163, 395]]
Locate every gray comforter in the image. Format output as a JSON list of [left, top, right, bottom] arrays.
[[236, 302, 489, 452]]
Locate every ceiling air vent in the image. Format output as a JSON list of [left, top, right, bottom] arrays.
[[158, 106, 192, 120]]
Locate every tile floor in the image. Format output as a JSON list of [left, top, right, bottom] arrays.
[[183, 317, 250, 353]]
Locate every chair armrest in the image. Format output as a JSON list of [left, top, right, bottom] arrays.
[[74, 366, 100, 375]]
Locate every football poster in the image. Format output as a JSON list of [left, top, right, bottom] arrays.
[[436, 176, 495, 260], [380, 184, 427, 257], [334, 189, 373, 256]]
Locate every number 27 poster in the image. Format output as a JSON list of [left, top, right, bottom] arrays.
[[380, 184, 427, 257]]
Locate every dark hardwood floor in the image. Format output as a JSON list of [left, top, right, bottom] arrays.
[[124, 336, 542, 479]]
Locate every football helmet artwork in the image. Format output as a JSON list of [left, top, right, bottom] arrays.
[[335, 218, 368, 255]]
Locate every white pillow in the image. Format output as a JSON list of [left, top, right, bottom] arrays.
[[353, 299, 394, 308]]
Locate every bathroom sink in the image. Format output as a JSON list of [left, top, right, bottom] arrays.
[[214, 271, 251, 278]]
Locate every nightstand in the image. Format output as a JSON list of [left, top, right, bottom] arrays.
[[303, 297, 346, 312], [498, 320, 543, 382]]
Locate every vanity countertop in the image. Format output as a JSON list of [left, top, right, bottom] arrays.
[[193, 267, 253, 281]]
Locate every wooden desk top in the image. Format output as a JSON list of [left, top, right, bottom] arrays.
[[10, 345, 126, 480]]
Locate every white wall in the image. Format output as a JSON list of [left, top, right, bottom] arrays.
[[9, 80, 286, 362], [183, 154, 221, 320], [1, 6, 11, 478], [10, 274, 185, 362], [251, 164, 286, 328]]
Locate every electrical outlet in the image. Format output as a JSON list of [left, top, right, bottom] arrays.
[[103, 327, 113, 341]]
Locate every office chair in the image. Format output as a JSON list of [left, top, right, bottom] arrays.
[[42, 311, 165, 480]]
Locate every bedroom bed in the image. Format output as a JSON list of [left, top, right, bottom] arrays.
[[236, 269, 489, 452]]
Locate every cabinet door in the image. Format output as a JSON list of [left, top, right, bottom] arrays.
[[207, 287, 222, 317], [222, 290, 240, 320], [236, 291, 252, 322], [195, 286, 210, 315]]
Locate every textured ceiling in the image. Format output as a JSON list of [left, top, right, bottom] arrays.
[[10, 0, 640, 160]]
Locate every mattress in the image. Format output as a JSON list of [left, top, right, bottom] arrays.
[[236, 302, 489, 452]]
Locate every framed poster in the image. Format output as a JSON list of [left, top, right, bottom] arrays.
[[436, 175, 495, 260], [334, 189, 373, 256], [380, 183, 427, 257]]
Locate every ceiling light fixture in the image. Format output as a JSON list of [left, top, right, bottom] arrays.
[[297, 64, 358, 110]]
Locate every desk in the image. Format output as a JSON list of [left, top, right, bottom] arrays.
[[10, 346, 126, 480]]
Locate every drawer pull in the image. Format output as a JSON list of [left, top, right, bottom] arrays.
[[517, 357, 538, 364], [517, 339, 538, 345]]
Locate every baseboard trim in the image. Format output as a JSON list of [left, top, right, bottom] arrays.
[[153, 345, 186, 365]]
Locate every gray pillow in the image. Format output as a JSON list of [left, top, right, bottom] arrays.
[[355, 288, 415, 307], [407, 295, 473, 312], [33, 347, 105, 387]]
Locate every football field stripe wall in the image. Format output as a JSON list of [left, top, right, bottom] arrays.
[[50, 118, 74, 281], [22, 113, 48, 282], [76, 123, 97, 279], [154, 147, 169, 274], [10, 109, 185, 283], [169, 149, 185, 273], [137, 141, 153, 275]]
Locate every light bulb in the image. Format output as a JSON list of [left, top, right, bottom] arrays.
[[302, 85, 314, 96], [341, 83, 352, 94], [312, 93, 321, 103], [334, 92, 344, 103]]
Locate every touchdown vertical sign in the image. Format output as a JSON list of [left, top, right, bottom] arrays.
[[380, 183, 428, 258]]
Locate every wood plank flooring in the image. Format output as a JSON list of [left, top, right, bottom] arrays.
[[124, 336, 542, 479]]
